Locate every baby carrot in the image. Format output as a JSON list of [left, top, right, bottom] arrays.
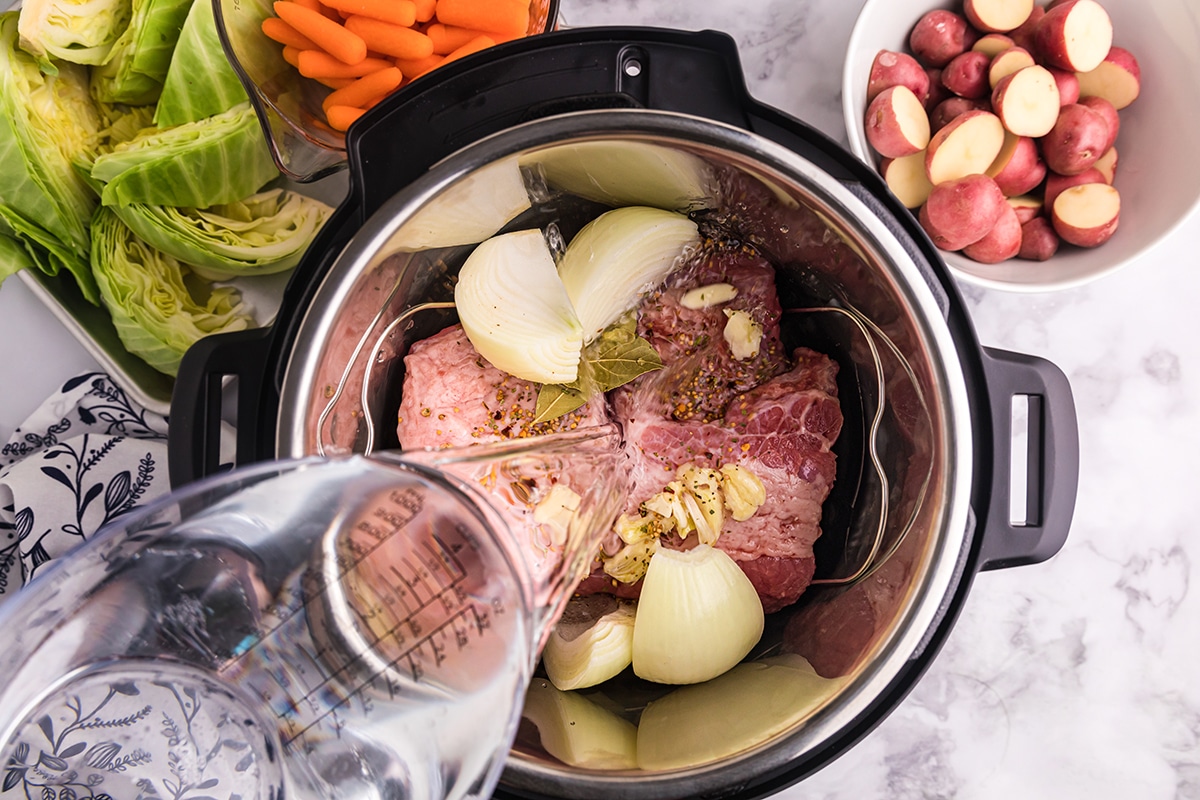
[[426, 22, 490, 54], [434, 0, 529, 36], [394, 52, 444, 80], [321, 0, 416, 27], [412, 0, 435, 22], [316, 76, 356, 89], [343, 15, 433, 60], [291, 0, 322, 12], [326, 104, 367, 131], [281, 45, 303, 67], [322, 66, 403, 111], [274, 1, 368, 64], [298, 49, 393, 78], [442, 34, 494, 64], [262, 17, 320, 51]]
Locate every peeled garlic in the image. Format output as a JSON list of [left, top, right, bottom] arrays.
[[532, 483, 582, 546], [680, 282, 738, 309], [631, 544, 764, 685], [720, 464, 767, 521], [722, 309, 762, 360], [602, 538, 658, 584], [542, 596, 636, 691], [521, 680, 638, 770], [678, 465, 724, 542]]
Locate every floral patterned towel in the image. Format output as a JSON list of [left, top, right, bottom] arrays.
[[0, 373, 172, 603]]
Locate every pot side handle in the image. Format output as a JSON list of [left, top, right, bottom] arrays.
[[977, 347, 1079, 571]]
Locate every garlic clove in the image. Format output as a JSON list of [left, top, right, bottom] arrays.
[[542, 595, 636, 691], [521, 679, 639, 770], [722, 308, 763, 360], [631, 544, 764, 685]]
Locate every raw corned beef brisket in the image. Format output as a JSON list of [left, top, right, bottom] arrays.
[[397, 245, 843, 615]]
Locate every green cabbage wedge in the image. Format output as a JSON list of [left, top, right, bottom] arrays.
[[90, 0, 194, 105], [0, 12, 102, 301], [16, 0, 133, 66], [91, 206, 254, 376], [154, 0, 248, 127], [112, 188, 335, 279], [90, 101, 279, 208]]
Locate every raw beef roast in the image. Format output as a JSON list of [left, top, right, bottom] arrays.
[[397, 245, 843, 614]]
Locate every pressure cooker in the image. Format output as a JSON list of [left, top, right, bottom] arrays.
[[168, 27, 1078, 800]]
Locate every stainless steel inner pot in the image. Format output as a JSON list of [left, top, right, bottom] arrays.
[[271, 110, 985, 798]]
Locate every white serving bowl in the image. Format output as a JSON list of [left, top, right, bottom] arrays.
[[843, 0, 1200, 292]]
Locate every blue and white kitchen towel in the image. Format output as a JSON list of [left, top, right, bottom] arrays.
[[0, 372, 172, 603]]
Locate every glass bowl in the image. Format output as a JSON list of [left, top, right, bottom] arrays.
[[213, 0, 561, 182]]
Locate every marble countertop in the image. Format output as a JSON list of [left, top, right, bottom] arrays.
[[1, 0, 1197, 797]]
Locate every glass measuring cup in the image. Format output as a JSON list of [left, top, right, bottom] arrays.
[[0, 425, 625, 800]]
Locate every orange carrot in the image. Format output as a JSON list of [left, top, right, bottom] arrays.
[[326, 104, 367, 130], [291, 0, 322, 12], [394, 52, 444, 79], [321, 0, 416, 26], [298, 49, 393, 78], [343, 15, 433, 60], [281, 45, 303, 67], [434, 0, 529, 36], [274, 1, 368, 64], [412, 0, 435, 23], [426, 22, 490, 54], [262, 17, 321, 50], [315, 75, 356, 89], [322, 66, 403, 110], [442, 34, 494, 63]]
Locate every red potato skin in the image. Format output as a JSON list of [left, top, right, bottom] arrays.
[[1048, 67, 1080, 106], [963, 0, 1033, 34], [919, 173, 1007, 251], [1008, 196, 1043, 224], [1042, 102, 1109, 175], [963, 204, 1022, 263], [1008, 5, 1044, 51], [1018, 216, 1061, 260], [989, 135, 1046, 196], [941, 50, 992, 99], [1044, 167, 1107, 211], [868, 50, 932, 103], [1077, 95, 1120, 153], [929, 96, 988, 132], [909, 9, 978, 68], [924, 67, 952, 111]]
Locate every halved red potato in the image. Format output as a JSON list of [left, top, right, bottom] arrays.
[[865, 85, 931, 158], [1043, 167, 1107, 211], [1076, 46, 1141, 110], [986, 132, 1046, 196], [868, 49, 932, 104], [1051, 182, 1120, 247], [962, 203, 1023, 263], [991, 65, 1060, 137], [988, 46, 1036, 89], [1008, 4, 1044, 51], [925, 109, 1006, 185], [1041, 102, 1109, 175], [909, 9, 978, 67], [1018, 216, 1061, 261], [919, 173, 1007, 251], [1034, 0, 1113, 73], [973, 33, 1015, 58], [964, 0, 1034, 34], [929, 96, 989, 132], [1093, 147, 1118, 183], [1077, 95, 1120, 153], [881, 152, 935, 209], [1007, 194, 1044, 224]]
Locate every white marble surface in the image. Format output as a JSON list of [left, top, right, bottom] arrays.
[[1, 0, 1198, 797]]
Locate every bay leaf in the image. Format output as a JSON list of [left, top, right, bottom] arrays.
[[533, 383, 587, 424]]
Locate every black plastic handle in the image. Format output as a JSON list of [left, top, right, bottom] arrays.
[[976, 346, 1079, 571]]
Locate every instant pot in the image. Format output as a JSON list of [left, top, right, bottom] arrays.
[[168, 27, 1079, 800]]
